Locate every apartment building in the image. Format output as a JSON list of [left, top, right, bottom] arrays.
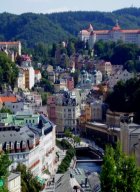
[[0, 112, 56, 175], [47, 91, 80, 134]]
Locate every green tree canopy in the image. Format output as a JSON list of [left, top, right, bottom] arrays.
[[0, 153, 11, 192], [100, 144, 140, 192], [15, 164, 43, 192], [0, 52, 18, 90]]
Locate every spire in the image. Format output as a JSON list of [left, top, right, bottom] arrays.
[[87, 24, 93, 32]]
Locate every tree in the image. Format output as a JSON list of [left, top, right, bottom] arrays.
[[0, 52, 18, 90], [100, 144, 140, 192], [15, 164, 43, 192], [0, 107, 13, 114], [0, 153, 11, 192]]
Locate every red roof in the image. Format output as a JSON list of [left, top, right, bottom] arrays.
[[95, 30, 109, 34], [0, 96, 17, 103], [122, 29, 140, 34], [0, 41, 21, 45], [35, 70, 41, 74]]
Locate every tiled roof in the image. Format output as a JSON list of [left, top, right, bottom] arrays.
[[122, 29, 140, 34], [0, 96, 17, 103], [0, 41, 21, 45], [95, 30, 109, 34]]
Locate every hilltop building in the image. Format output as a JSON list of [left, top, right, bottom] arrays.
[[79, 22, 140, 48]]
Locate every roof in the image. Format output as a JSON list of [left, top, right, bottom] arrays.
[[0, 126, 35, 144], [8, 172, 20, 182], [35, 70, 41, 74], [122, 29, 140, 34], [55, 172, 72, 192], [95, 30, 109, 34], [0, 96, 17, 103], [0, 41, 21, 45]]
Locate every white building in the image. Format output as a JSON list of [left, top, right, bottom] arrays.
[[78, 69, 102, 88], [108, 69, 134, 88], [79, 22, 140, 48], [34, 70, 42, 83], [8, 172, 21, 192], [0, 113, 56, 176]]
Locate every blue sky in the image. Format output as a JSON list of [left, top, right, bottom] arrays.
[[0, 0, 140, 14]]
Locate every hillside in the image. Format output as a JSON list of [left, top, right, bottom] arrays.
[[0, 8, 140, 47]]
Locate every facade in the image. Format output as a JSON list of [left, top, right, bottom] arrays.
[[0, 112, 56, 175], [79, 23, 140, 48], [79, 104, 91, 124], [0, 41, 21, 55], [120, 118, 140, 166], [96, 61, 112, 76], [106, 110, 134, 127], [34, 70, 42, 83], [0, 96, 17, 110], [91, 100, 103, 121], [78, 69, 102, 88], [47, 91, 80, 133], [23, 67, 35, 89], [8, 172, 21, 192], [108, 69, 134, 88], [17, 69, 25, 90]]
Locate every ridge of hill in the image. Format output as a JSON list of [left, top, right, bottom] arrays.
[[0, 8, 140, 47]]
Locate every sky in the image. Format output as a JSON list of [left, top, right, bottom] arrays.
[[0, 0, 140, 14]]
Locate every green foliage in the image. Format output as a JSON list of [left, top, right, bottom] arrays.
[[0, 107, 13, 114], [105, 78, 140, 123], [57, 140, 75, 173], [0, 153, 11, 191], [94, 40, 140, 69], [100, 144, 140, 192], [15, 164, 43, 192], [41, 92, 48, 105], [0, 8, 140, 47], [0, 52, 18, 90], [64, 129, 73, 138]]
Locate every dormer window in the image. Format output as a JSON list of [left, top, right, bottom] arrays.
[[6, 143, 9, 150], [16, 142, 20, 149]]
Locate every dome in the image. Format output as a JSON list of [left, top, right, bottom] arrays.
[[93, 70, 97, 75], [81, 70, 86, 75], [86, 78, 91, 83]]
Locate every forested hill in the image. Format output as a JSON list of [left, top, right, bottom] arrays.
[[0, 7, 140, 47]]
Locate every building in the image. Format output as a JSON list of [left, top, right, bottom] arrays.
[[91, 100, 103, 121], [0, 112, 56, 175], [47, 91, 80, 134], [17, 69, 25, 90], [120, 116, 140, 166], [0, 41, 21, 55], [96, 61, 112, 76], [108, 69, 134, 88], [79, 22, 140, 48], [22, 67, 35, 89], [8, 172, 21, 192], [0, 96, 17, 110], [78, 69, 102, 89], [34, 70, 42, 83]]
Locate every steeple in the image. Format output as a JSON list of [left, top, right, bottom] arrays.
[[87, 24, 93, 32]]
